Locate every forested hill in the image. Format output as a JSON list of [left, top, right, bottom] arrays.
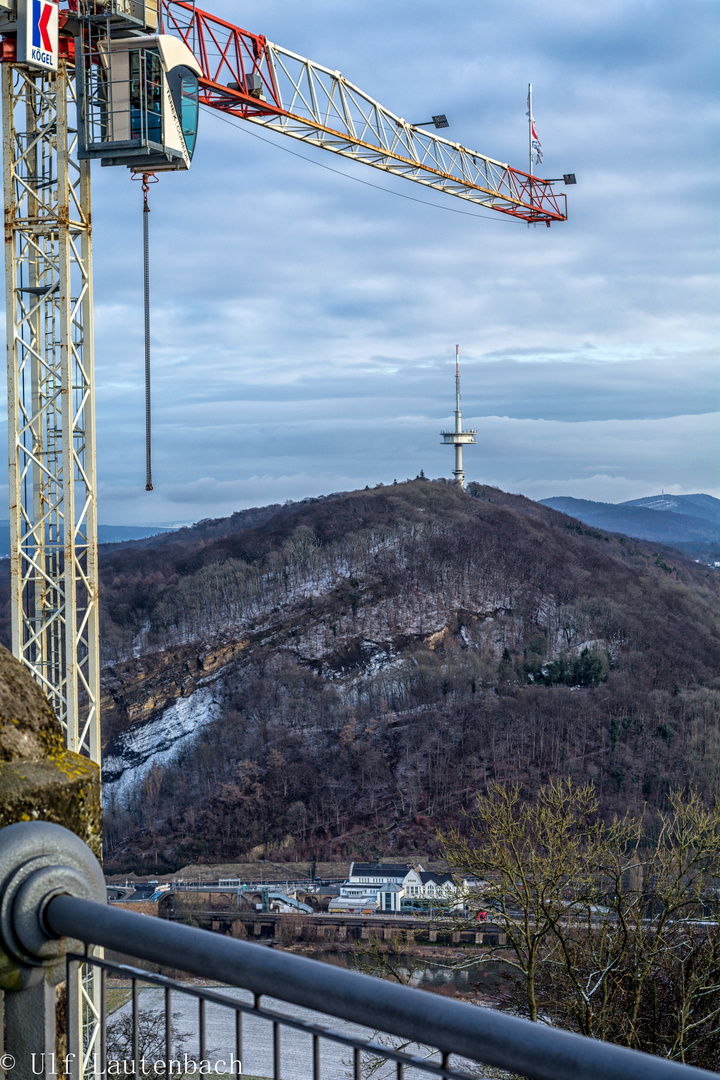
[[98, 480, 720, 874]]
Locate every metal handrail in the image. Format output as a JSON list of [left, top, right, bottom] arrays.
[[0, 822, 717, 1080], [66, 953, 474, 1080], [46, 894, 717, 1080]]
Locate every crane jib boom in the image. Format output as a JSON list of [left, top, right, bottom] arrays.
[[161, 0, 567, 226]]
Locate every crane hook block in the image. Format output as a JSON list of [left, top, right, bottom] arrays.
[[77, 33, 201, 171]]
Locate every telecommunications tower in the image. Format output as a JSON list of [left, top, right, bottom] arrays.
[[441, 346, 476, 487]]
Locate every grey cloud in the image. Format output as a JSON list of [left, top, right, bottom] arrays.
[[87, 411, 717, 525], [53, 0, 718, 524]]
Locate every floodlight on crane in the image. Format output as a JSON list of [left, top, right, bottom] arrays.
[[409, 114, 449, 129]]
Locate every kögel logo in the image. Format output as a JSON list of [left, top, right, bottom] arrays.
[[18, 0, 58, 71], [33, 0, 54, 53]]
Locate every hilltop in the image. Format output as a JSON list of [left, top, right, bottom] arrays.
[[96, 480, 720, 873], [624, 493, 720, 524]]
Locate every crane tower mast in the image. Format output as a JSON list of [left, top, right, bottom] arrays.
[[1, 0, 569, 776], [3, 58, 99, 758]]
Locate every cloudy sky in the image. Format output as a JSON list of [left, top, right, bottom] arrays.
[[75, 0, 718, 523]]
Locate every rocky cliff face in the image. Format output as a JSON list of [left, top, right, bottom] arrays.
[[98, 481, 720, 873]]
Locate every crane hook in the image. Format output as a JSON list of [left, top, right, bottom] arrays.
[[132, 170, 159, 491]]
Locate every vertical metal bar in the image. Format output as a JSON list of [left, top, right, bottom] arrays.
[[57, 60, 79, 750], [234, 1010, 242, 1075], [353, 1046, 360, 1080], [396, 1061, 403, 1080], [165, 987, 172, 1064], [142, 179, 152, 491], [272, 1021, 280, 1080], [2, 62, 22, 673], [27, 76, 45, 699], [132, 979, 139, 1077], [99, 967, 107, 1078], [67, 959, 82, 1080], [198, 997, 206, 1066], [77, 104, 100, 766], [104, 16, 114, 142], [141, 52, 148, 143], [312, 1033, 320, 1080]]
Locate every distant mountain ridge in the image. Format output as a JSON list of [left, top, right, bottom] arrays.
[[538, 494, 720, 548], [0, 522, 171, 557], [622, 493, 720, 525]]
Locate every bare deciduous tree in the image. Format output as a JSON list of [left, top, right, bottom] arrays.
[[442, 781, 720, 1068], [106, 1005, 192, 1067]]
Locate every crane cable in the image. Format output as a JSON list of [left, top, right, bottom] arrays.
[[134, 170, 158, 491], [130, 119, 509, 497], [201, 106, 517, 225]]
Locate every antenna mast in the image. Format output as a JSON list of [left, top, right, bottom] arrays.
[[441, 346, 476, 488]]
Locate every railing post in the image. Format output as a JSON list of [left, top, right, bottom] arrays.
[[4, 980, 57, 1080], [0, 822, 106, 1080], [66, 958, 82, 1080]]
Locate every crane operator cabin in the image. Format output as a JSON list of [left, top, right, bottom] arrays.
[[78, 30, 201, 170], [13, 0, 200, 171]]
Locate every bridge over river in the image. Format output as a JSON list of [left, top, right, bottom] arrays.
[[152, 888, 506, 947]]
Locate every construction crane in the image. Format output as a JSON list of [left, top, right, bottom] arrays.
[[1, 6, 570, 1069], [1, 0, 570, 774]]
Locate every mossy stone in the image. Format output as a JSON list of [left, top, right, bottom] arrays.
[[0, 644, 101, 860]]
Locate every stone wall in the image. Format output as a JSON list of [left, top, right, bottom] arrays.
[[0, 644, 101, 858], [0, 644, 102, 1061]]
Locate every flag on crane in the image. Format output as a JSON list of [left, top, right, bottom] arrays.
[[531, 120, 543, 165], [526, 91, 543, 165]]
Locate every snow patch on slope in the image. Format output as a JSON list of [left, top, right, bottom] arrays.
[[103, 687, 221, 806]]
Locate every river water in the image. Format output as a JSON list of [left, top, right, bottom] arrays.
[[108, 953, 501, 1079], [311, 949, 512, 997]]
